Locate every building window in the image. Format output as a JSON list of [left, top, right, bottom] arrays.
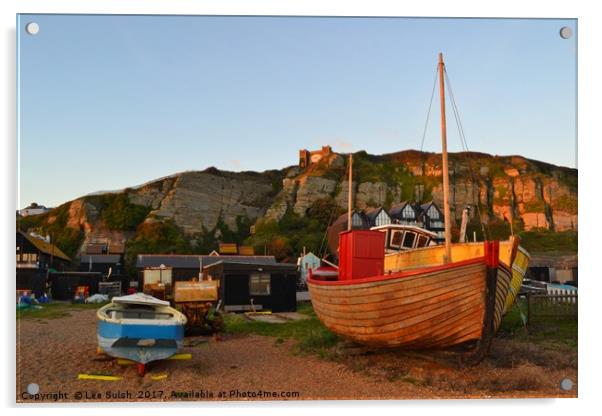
[[16, 253, 21, 263], [428, 207, 440, 219], [375, 212, 391, 226], [352, 214, 364, 228], [403, 205, 415, 218], [430, 220, 444, 229], [249, 273, 271, 296]]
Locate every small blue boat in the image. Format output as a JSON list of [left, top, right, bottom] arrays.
[[97, 293, 187, 374]]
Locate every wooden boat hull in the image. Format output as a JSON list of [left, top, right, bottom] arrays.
[[382, 239, 529, 315], [308, 259, 492, 349], [494, 262, 512, 331], [504, 246, 531, 313]]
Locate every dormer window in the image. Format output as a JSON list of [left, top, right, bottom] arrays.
[[374, 210, 391, 227], [352, 213, 364, 228], [428, 206, 440, 219]]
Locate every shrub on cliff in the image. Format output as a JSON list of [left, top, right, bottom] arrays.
[[16, 202, 84, 259], [92, 193, 151, 230], [124, 220, 192, 275]]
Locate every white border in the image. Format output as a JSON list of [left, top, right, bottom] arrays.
[[2, 1, 599, 415]]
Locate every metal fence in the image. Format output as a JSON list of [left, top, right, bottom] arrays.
[[527, 292, 578, 325], [98, 281, 121, 299]]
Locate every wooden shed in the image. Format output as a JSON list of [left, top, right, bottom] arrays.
[[203, 260, 298, 313], [135, 254, 278, 289], [16, 231, 71, 297]]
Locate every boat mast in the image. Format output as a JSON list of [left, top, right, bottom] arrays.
[[347, 154, 353, 231], [438, 52, 452, 263]]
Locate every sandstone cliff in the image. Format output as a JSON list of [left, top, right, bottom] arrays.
[[265, 150, 577, 233], [20, 149, 577, 259]]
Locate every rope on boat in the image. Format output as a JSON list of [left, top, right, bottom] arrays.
[[318, 155, 351, 259], [443, 66, 491, 241], [419, 65, 439, 153]]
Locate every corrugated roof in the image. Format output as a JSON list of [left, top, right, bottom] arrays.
[[204, 260, 297, 272], [19, 231, 71, 262], [530, 254, 578, 269], [136, 254, 277, 269], [79, 254, 122, 264]]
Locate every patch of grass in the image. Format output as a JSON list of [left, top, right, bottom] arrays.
[[500, 300, 577, 346], [499, 300, 529, 335], [223, 303, 340, 357], [16, 301, 106, 320], [296, 302, 314, 316], [518, 230, 577, 254]]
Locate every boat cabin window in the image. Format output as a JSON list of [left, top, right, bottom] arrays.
[[417, 235, 429, 248], [249, 273, 271, 296], [402, 232, 417, 249], [390, 230, 404, 248]]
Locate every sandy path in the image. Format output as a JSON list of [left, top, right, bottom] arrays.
[[16, 309, 576, 402]]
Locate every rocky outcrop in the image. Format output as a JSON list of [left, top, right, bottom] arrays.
[[355, 182, 402, 210], [65, 199, 94, 232], [136, 171, 276, 234], [264, 178, 298, 222], [293, 177, 338, 216], [128, 176, 178, 209], [32, 149, 577, 258], [334, 181, 356, 209], [233, 150, 577, 233]]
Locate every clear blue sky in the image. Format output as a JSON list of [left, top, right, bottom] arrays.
[[17, 15, 577, 209]]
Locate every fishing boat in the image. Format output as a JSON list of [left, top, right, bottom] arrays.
[[308, 53, 523, 361], [97, 293, 187, 375], [381, 235, 530, 315]]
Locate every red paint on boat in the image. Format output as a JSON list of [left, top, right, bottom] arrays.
[[308, 256, 486, 286], [338, 230, 385, 281]]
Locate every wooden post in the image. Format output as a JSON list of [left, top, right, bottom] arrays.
[[438, 52, 452, 263], [527, 293, 531, 327], [347, 154, 353, 231], [459, 206, 469, 243]]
